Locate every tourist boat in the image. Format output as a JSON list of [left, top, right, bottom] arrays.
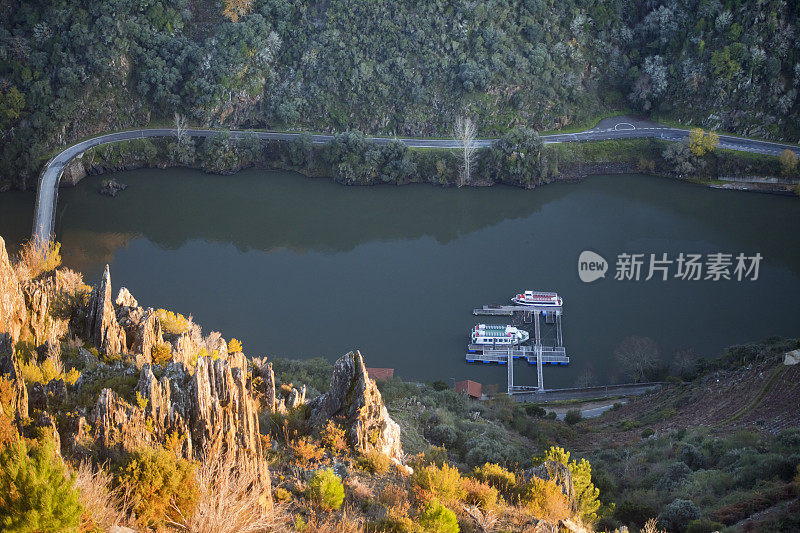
[[511, 290, 563, 307], [471, 324, 530, 345]]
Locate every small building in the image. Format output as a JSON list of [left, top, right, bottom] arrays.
[[455, 379, 482, 399], [366, 367, 394, 381]]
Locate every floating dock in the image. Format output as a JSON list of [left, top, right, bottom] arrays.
[[467, 302, 568, 395]]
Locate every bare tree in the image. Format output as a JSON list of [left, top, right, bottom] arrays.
[[173, 112, 188, 142], [454, 116, 478, 187], [672, 347, 697, 378], [614, 336, 661, 382]]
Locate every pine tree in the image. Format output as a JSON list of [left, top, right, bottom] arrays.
[[0, 438, 83, 532]]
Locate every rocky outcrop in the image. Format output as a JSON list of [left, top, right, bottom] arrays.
[[308, 351, 402, 461], [92, 387, 151, 462], [251, 357, 276, 412], [22, 273, 70, 346], [98, 179, 128, 197], [0, 333, 28, 421], [90, 352, 271, 505], [0, 237, 26, 344], [115, 289, 163, 367], [522, 460, 577, 512], [86, 265, 126, 355]]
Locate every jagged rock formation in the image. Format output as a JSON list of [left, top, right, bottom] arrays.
[[90, 352, 271, 505], [251, 357, 276, 412], [115, 289, 163, 366], [522, 460, 577, 512], [0, 237, 26, 344], [86, 265, 126, 355], [0, 333, 28, 421], [23, 273, 70, 346], [308, 350, 403, 461]]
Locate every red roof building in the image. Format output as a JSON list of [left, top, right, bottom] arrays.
[[366, 367, 394, 381], [455, 380, 482, 399]]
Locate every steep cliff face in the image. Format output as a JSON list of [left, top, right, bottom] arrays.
[[308, 350, 403, 461], [0, 237, 26, 344]]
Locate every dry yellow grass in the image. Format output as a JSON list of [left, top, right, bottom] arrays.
[[73, 461, 129, 532], [14, 236, 61, 281]]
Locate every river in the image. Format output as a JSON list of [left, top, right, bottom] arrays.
[[1, 169, 798, 389]]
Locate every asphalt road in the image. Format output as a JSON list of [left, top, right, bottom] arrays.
[[32, 117, 800, 242]]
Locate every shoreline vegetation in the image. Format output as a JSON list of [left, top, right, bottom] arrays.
[[54, 128, 799, 197]]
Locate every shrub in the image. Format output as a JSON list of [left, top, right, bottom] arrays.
[[359, 451, 391, 475], [320, 420, 347, 454], [461, 477, 498, 510], [420, 445, 448, 468], [0, 438, 83, 532], [417, 498, 459, 533], [289, 437, 325, 467], [74, 461, 127, 532], [228, 338, 242, 354], [14, 237, 61, 281], [641, 428, 655, 438], [186, 446, 276, 533], [116, 447, 199, 529], [472, 463, 516, 496], [273, 487, 291, 501], [151, 343, 172, 366], [428, 424, 458, 448], [520, 477, 571, 522], [525, 404, 546, 417], [564, 409, 582, 425], [679, 443, 705, 470], [657, 499, 701, 532], [654, 462, 691, 492], [615, 496, 659, 529], [413, 463, 466, 504], [156, 309, 190, 335], [686, 518, 725, 533], [307, 469, 345, 511]]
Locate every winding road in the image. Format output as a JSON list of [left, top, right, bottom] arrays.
[[32, 117, 800, 242]]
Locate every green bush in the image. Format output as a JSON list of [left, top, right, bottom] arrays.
[[658, 498, 701, 532], [428, 424, 458, 448], [358, 451, 391, 475], [471, 462, 516, 497], [614, 495, 659, 529], [0, 438, 83, 532], [413, 463, 466, 504], [307, 469, 345, 511], [564, 409, 582, 425], [417, 499, 459, 533], [116, 447, 198, 529]]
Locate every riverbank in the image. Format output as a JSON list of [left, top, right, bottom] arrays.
[[53, 133, 798, 196]]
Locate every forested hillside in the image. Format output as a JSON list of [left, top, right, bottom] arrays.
[[1, 0, 798, 189]]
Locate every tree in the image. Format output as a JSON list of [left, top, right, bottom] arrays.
[[538, 446, 601, 523], [615, 336, 661, 382], [222, 0, 253, 22], [489, 127, 549, 187], [672, 348, 697, 379], [454, 116, 478, 187], [780, 149, 798, 177], [0, 438, 83, 532], [0, 86, 25, 130], [688, 129, 719, 156]]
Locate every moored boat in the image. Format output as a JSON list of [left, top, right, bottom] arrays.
[[511, 290, 562, 307], [471, 324, 530, 345]]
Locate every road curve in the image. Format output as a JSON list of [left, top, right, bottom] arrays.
[[32, 121, 800, 242]]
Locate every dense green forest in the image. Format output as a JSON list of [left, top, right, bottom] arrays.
[[1, 0, 798, 190]]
